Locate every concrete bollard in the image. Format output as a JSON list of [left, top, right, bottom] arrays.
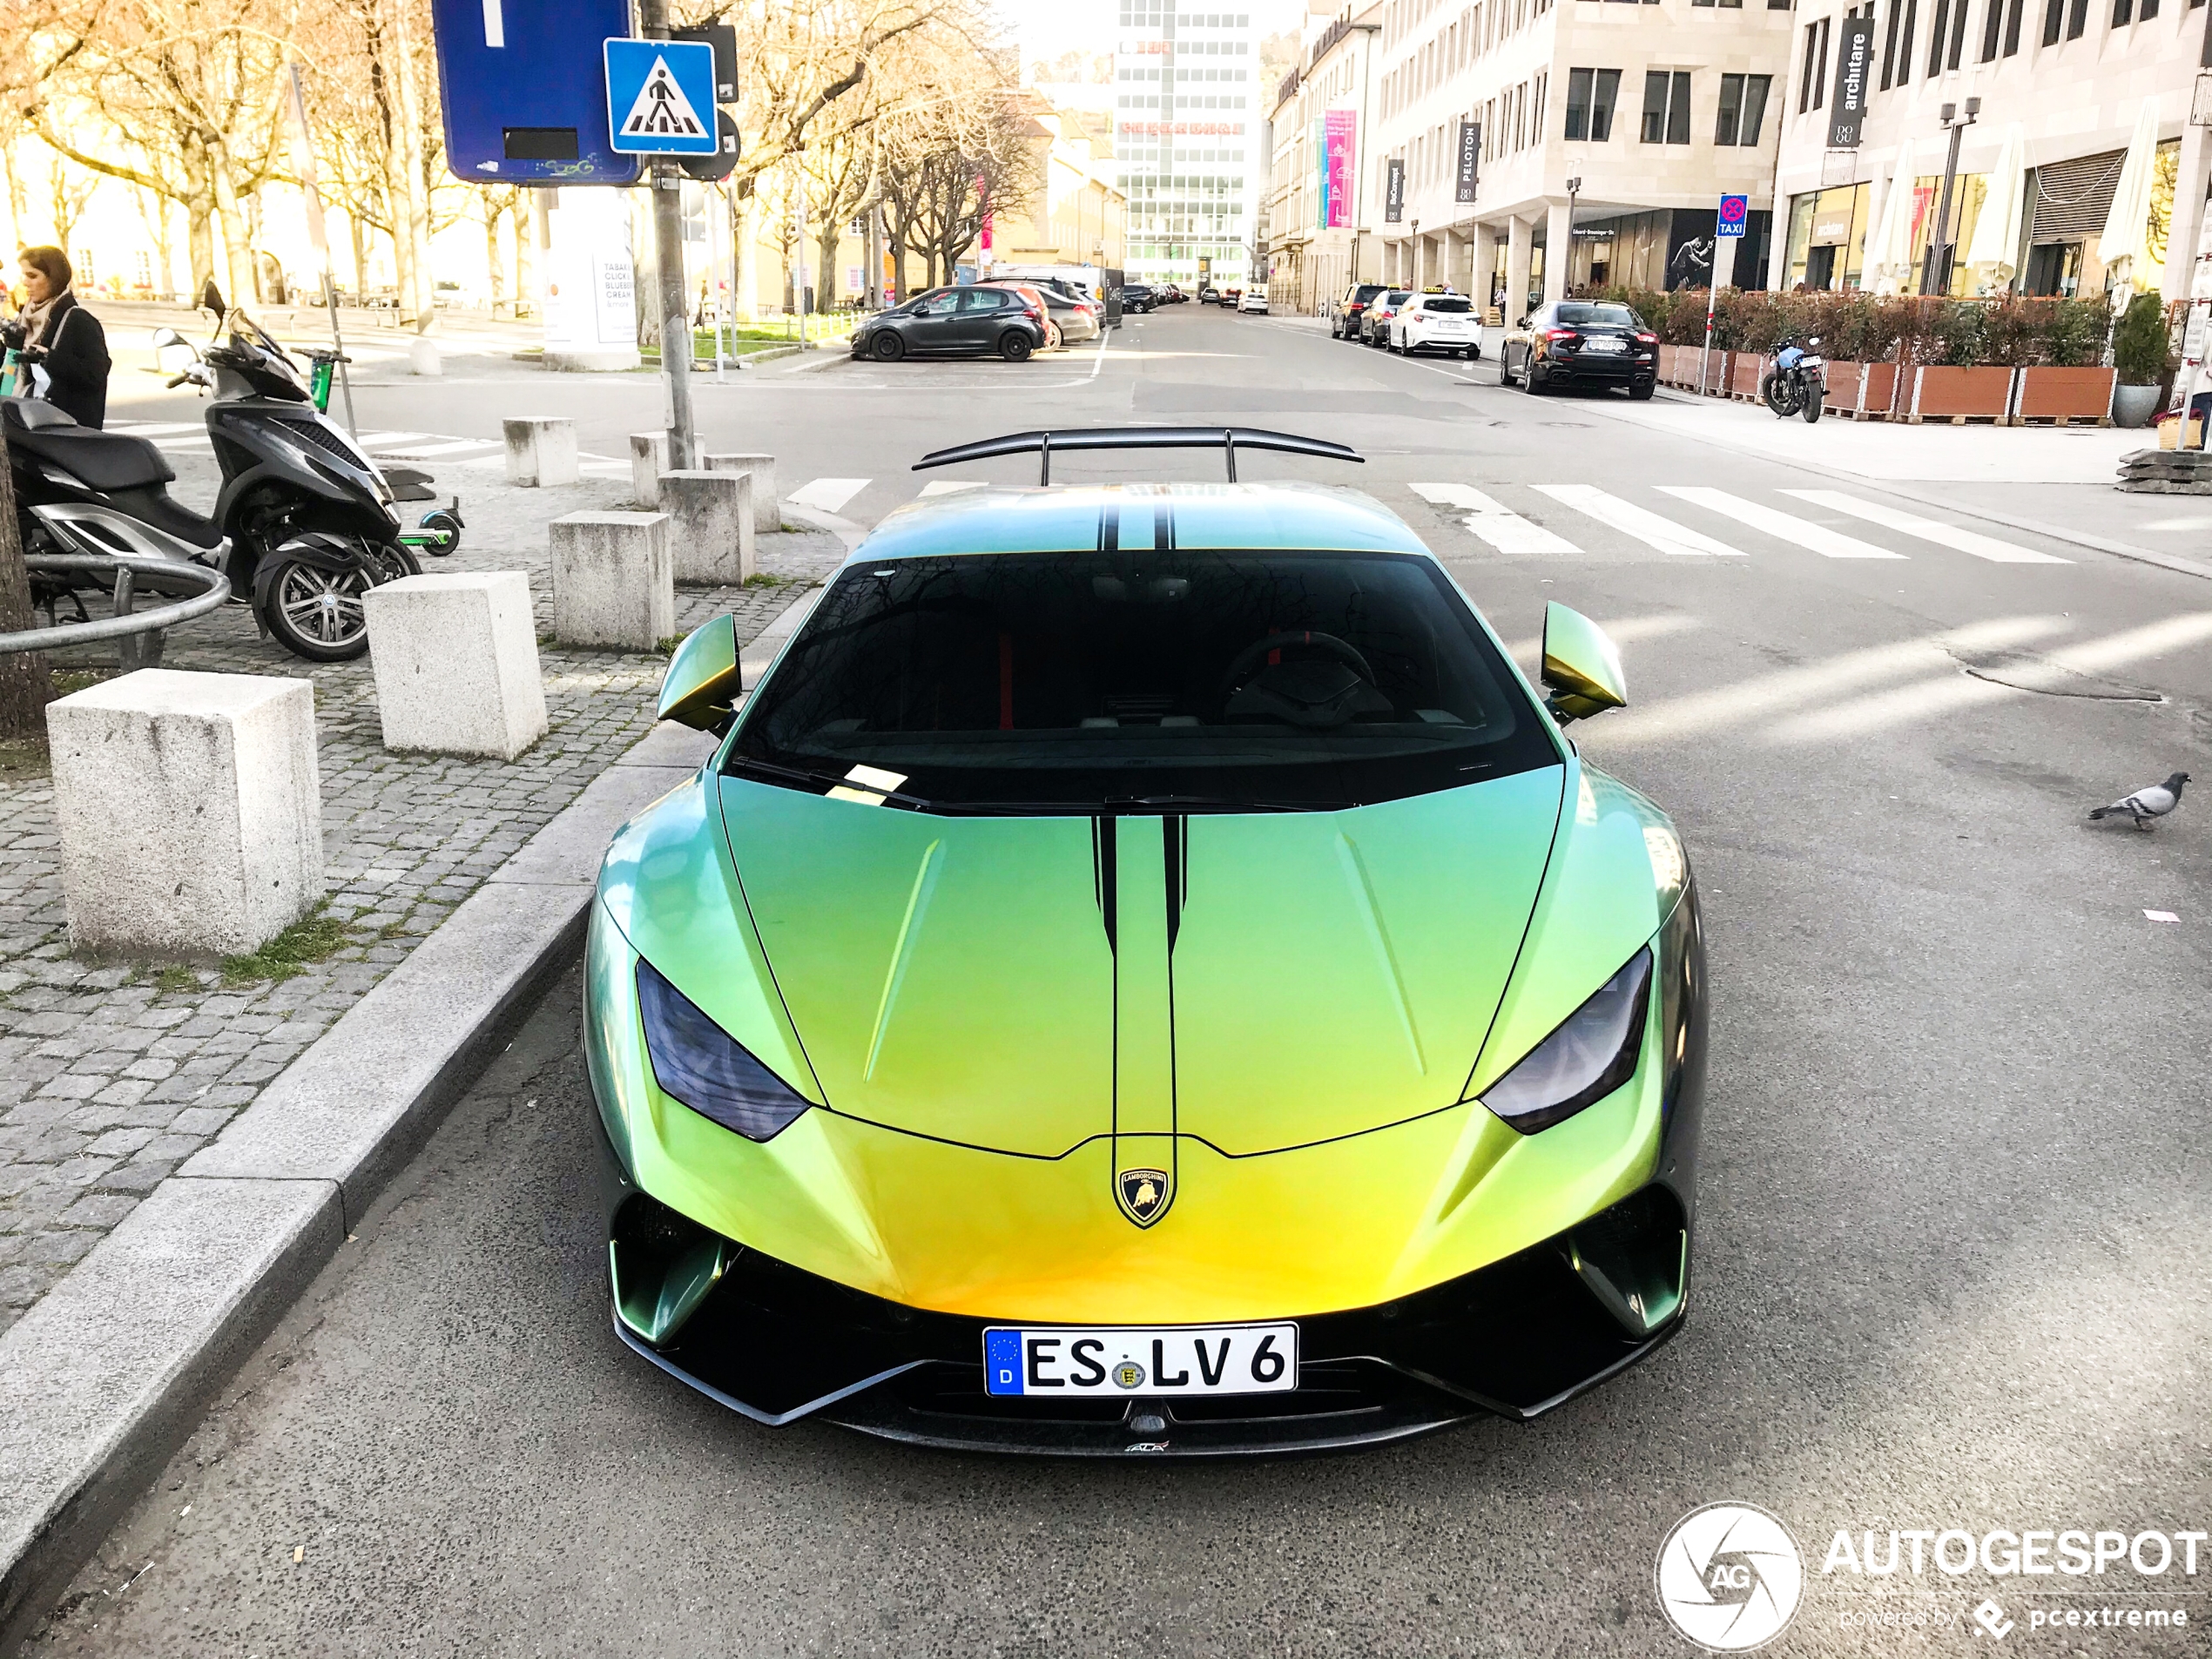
[[702, 452, 779, 532], [550, 511, 672, 649], [659, 469, 755, 586], [45, 670, 324, 958], [503, 417, 579, 488], [630, 430, 671, 508], [362, 572, 549, 759]]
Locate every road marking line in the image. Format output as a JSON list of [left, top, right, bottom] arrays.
[[374, 438, 498, 458], [109, 421, 206, 437], [1407, 482, 1578, 555], [1657, 486, 1908, 559], [354, 431, 429, 448], [918, 480, 986, 497], [1777, 489, 2071, 564], [790, 476, 870, 513], [1532, 484, 1746, 556]]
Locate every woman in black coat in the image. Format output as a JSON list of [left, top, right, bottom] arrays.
[[4, 246, 111, 428]]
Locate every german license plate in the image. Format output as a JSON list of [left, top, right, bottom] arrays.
[[1585, 336, 1624, 352], [982, 1322, 1298, 1397]]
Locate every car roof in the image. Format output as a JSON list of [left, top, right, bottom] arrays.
[[852, 482, 1430, 563]]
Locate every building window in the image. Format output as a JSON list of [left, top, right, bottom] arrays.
[[1926, 0, 1949, 67], [1562, 66, 1622, 138], [1882, 0, 1917, 84], [1714, 72, 1772, 143], [2003, 0, 2026, 47], [2110, 0, 2128, 17], [1947, 0, 1971, 59], [1642, 69, 1691, 141], [2041, 0, 2063, 36], [2066, 0, 2087, 34], [1798, 17, 1829, 110], [1981, 0, 2004, 52]]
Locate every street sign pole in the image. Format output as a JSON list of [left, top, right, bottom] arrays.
[[1703, 194, 1749, 395], [636, 0, 696, 469]]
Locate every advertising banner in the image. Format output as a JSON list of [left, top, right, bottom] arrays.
[[1455, 121, 1480, 205], [1385, 158, 1405, 223], [1312, 115, 1328, 227], [1829, 16, 1873, 149], [1324, 110, 1357, 229]]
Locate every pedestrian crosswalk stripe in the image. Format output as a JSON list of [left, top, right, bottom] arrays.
[[354, 431, 429, 448], [1531, 484, 1746, 557], [110, 421, 205, 437], [1777, 489, 2070, 564], [918, 480, 985, 496], [790, 477, 870, 514], [1657, 487, 1908, 560], [376, 438, 499, 458], [1406, 482, 1578, 555]]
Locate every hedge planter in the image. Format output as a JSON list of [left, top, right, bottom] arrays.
[[1910, 366, 2013, 421], [1729, 353, 1767, 400], [2111, 383, 2163, 429], [2015, 366, 2115, 424], [1822, 361, 1902, 418]]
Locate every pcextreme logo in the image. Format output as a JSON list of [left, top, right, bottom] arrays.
[[1656, 1503, 1807, 1651]]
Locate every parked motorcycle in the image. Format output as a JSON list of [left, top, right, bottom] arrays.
[[7, 293, 423, 661], [1762, 335, 1827, 424]]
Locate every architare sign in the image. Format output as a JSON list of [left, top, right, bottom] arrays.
[[1385, 157, 1405, 223], [1324, 111, 1357, 229], [1455, 121, 1480, 204], [1828, 16, 1873, 149]]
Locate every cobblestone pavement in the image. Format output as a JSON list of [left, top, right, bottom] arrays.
[[0, 457, 843, 1333]]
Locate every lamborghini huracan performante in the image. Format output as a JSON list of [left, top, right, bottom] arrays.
[[586, 427, 1708, 1456]]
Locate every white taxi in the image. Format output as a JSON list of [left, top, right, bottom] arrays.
[[1390, 293, 1481, 361]]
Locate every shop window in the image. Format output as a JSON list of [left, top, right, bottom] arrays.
[[1642, 69, 1692, 141]]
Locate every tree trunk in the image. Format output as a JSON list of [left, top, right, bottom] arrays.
[[349, 212, 368, 299], [730, 191, 757, 323], [483, 197, 508, 317], [513, 196, 539, 319], [816, 226, 843, 314], [187, 205, 216, 298], [211, 159, 253, 307], [389, 0, 437, 332], [0, 427, 54, 739]]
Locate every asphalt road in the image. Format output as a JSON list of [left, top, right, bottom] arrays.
[[38, 307, 2212, 1657]]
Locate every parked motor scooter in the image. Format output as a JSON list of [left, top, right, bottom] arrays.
[[300, 344, 465, 557], [8, 290, 420, 660], [1762, 335, 1828, 423]]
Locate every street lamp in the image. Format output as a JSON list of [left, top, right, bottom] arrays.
[[1564, 175, 1581, 296], [1921, 97, 1980, 297]]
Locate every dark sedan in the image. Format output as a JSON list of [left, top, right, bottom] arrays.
[[1120, 283, 1157, 313], [851, 287, 1049, 363], [1330, 281, 1387, 340], [1500, 301, 1658, 398], [1359, 289, 1413, 347]]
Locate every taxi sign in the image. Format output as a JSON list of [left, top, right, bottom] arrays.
[[1717, 194, 1749, 238]]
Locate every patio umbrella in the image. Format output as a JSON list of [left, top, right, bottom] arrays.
[[1865, 145, 1918, 295], [2096, 100, 2161, 285], [1964, 122, 2028, 281]]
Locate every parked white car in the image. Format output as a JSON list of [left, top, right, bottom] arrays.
[[1238, 287, 1270, 314], [1390, 292, 1481, 360]]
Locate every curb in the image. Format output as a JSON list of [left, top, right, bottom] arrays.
[[0, 590, 832, 1649]]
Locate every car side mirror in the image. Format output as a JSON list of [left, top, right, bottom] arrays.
[[1541, 601, 1628, 723], [658, 614, 742, 735]]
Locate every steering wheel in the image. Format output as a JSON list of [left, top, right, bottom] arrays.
[[1219, 631, 1377, 700]]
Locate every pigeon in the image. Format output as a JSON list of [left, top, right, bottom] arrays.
[[2088, 771, 2189, 831]]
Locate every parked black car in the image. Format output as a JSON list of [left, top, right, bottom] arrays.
[[1331, 281, 1388, 340], [1119, 283, 1157, 313], [850, 286, 1050, 362], [1499, 300, 1658, 398]]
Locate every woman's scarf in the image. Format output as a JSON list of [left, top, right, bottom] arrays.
[[17, 284, 72, 349]]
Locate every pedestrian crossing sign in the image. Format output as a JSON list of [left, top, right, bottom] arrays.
[[604, 38, 718, 155]]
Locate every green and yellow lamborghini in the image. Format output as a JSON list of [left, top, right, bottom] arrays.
[[586, 428, 1706, 1455]]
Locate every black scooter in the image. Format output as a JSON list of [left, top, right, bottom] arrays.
[[7, 292, 421, 661]]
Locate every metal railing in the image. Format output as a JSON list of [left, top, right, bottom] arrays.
[[0, 554, 232, 668]]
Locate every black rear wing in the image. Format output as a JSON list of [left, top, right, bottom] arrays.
[[912, 426, 1364, 486]]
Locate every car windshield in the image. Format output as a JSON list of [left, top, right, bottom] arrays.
[[730, 548, 1558, 812], [1353, 285, 1385, 300], [1423, 296, 1474, 313], [1383, 291, 1412, 305], [1556, 302, 1639, 327]]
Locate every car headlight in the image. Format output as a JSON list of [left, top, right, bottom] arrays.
[[1479, 948, 1653, 1134], [636, 960, 812, 1141]]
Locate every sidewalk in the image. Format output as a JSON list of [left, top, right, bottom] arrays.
[[0, 457, 840, 1336]]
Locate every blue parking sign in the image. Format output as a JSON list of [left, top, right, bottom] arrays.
[[604, 38, 718, 155], [1716, 194, 1749, 239]]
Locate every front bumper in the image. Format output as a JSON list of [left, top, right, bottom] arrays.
[[599, 1108, 1690, 1455]]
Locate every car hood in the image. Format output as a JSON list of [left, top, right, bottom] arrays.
[[718, 766, 1565, 1157]]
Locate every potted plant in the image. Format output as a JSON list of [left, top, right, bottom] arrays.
[[2111, 293, 2172, 429]]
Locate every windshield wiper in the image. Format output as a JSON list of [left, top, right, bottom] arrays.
[[722, 754, 936, 810]]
